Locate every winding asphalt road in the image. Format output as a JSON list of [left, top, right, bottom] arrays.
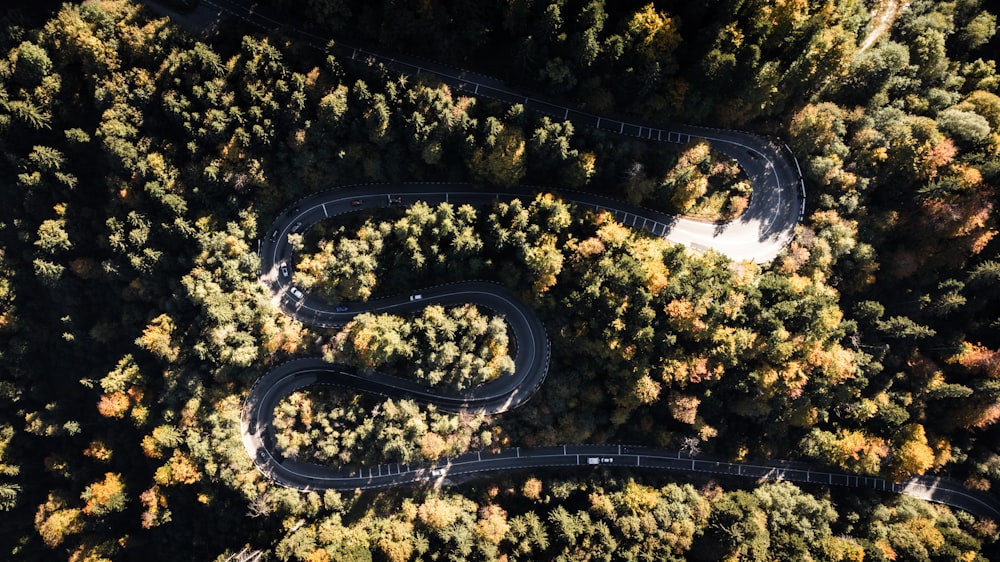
[[241, 185, 1000, 519], [194, 0, 805, 264], [160, 0, 1000, 519]]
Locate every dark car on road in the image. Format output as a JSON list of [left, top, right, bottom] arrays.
[[335, 305, 349, 312]]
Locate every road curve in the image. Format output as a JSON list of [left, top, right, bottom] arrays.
[[194, 0, 1000, 519], [242, 185, 1000, 519], [198, 0, 803, 264]]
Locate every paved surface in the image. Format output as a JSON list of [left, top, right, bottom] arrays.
[[243, 186, 1000, 519], [184, 0, 805, 264], [144, 0, 1000, 520]]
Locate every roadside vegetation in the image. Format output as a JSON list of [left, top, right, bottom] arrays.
[[273, 390, 490, 466], [0, 0, 998, 560]]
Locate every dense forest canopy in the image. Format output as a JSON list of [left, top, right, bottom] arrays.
[[0, 0, 999, 559]]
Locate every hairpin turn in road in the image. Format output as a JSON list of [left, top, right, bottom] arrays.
[[186, 0, 1000, 519]]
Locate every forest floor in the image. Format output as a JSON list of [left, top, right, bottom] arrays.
[[858, 0, 912, 55]]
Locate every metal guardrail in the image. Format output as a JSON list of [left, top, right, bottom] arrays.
[[784, 143, 807, 222]]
